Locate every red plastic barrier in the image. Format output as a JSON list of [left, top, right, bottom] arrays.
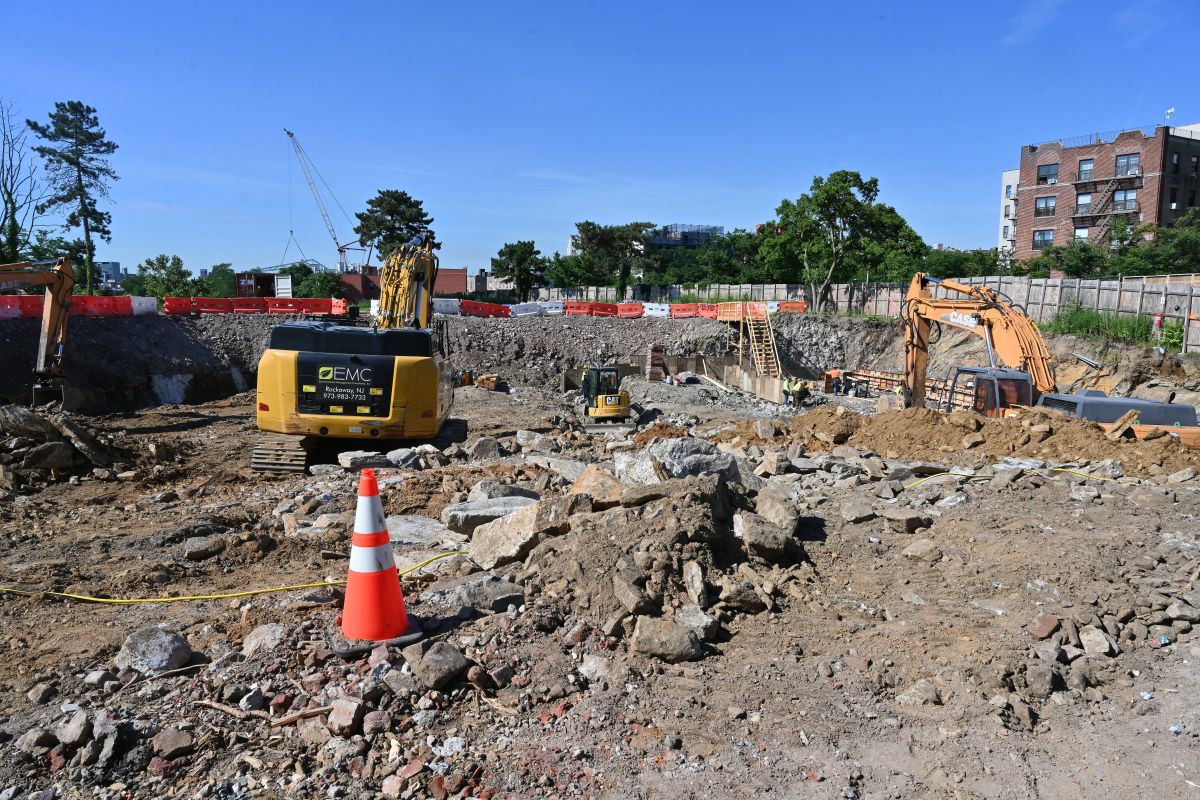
[[0, 297, 27, 318], [488, 303, 511, 318], [777, 301, 809, 313], [459, 299, 484, 317], [616, 303, 644, 318], [565, 301, 591, 316], [591, 302, 618, 317], [163, 297, 194, 315], [670, 303, 698, 319], [231, 297, 267, 313], [331, 299, 348, 315], [297, 298, 333, 314], [194, 297, 234, 314], [698, 303, 718, 319], [266, 297, 306, 314]]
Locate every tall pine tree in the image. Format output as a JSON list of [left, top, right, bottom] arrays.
[[27, 101, 118, 293]]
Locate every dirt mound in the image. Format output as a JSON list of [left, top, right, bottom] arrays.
[[0, 405, 143, 492], [786, 406, 1197, 477], [631, 421, 691, 446]]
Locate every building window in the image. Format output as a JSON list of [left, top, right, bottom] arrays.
[[1114, 188, 1137, 212], [1037, 164, 1059, 185], [1169, 187, 1179, 209], [1034, 196, 1056, 217], [1078, 159, 1094, 181], [1005, 184, 1013, 198], [1190, 189, 1197, 207], [1172, 152, 1181, 174], [1191, 155, 1199, 177], [1076, 192, 1092, 214], [1075, 227, 1089, 241], [1004, 204, 1012, 218], [1116, 153, 1141, 176], [1032, 230, 1053, 250]]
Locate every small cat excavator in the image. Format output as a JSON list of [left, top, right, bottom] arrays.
[[578, 365, 634, 434], [253, 236, 453, 472], [0, 258, 74, 405]]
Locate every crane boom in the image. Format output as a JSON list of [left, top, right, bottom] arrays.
[[285, 128, 349, 273]]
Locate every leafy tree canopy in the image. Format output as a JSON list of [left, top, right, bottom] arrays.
[[137, 253, 191, 298], [490, 240, 547, 302], [354, 190, 436, 260]]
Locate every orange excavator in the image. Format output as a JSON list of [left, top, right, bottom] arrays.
[[0, 258, 74, 405], [900, 272, 1197, 430]]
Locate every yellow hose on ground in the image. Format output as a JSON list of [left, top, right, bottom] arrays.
[[904, 466, 1122, 490], [0, 551, 466, 605]]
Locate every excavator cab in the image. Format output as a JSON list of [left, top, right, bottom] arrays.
[[579, 366, 633, 432], [944, 366, 1034, 418]]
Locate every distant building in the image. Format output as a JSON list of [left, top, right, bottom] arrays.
[[1011, 123, 1200, 260], [94, 261, 125, 286], [471, 269, 514, 293], [648, 224, 723, 249], [433, 268, 468, 296], [997, 168, 1019, 252]]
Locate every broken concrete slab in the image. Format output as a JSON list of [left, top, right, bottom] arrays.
[[440, 496, 537, 535]]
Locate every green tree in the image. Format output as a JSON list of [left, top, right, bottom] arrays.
[[354, 190, 436, 260], [121, 273, 147, 297], [277, 261, 314, 286], [697, 228, 766, 284], [25, 230, 84, 263], [490, 240, 547, 301], [758, 171, 926, 310], [545, 251, 612, 289], [569, 221, 654, 297], [296, 271, 348, 299], [137, 253, 191, 298], [201, 263, 236, 297], [26, 101, 118, 294], [1024, 242, 1110, 278]]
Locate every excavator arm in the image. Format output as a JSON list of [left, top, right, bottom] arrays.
[[0, 258, 74, 404], [376, 235, 438, 330], [901, 272, 1056, 407]]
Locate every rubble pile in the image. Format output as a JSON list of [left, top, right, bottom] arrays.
[[4, 358, 1200, 799], [0, 405, 163, 493]]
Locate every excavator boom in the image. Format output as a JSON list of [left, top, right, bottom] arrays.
[[0, 258, 74, 404], [901, 272, 1056, 407], [376, 236, 438, 330]]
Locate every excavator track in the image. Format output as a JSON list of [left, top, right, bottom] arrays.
[[251, 434, 310, 474]]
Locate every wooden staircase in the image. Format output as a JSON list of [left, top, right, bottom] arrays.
[[743, 304, 782, 378]]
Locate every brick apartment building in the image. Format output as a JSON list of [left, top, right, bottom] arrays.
[[1008, 123, 1200, 261]]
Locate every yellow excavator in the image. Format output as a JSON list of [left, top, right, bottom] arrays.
[[901, 272, 1196, 433], [253, 236, 453, 472], [1, 258, 74, 405], [578, 365, 634, 434]]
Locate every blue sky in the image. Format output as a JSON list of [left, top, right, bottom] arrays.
[[8, 0, 1197, 275]]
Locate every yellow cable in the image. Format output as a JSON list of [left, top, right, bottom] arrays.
[[0, 551, 466, 605], [1050, 467, 1121, 482], [903, 471, 975, 490]]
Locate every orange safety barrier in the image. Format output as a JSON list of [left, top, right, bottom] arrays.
[[163, 297, 194, 315], [297, 298, 333, 314], [670, 303, 698, 319], [698, 303, 718, 319], [0, 296, 37, 318], [591, 302, 618, 317], [777, 301, 809, 313], [565, 301, 592, 316], [231, 297, 267, 313], [193, 297, 234, 314], [616, 303, 644, 318], [73, 296, 133, 317], [266, 297, 306, 314], [331, 298, 349, 315]]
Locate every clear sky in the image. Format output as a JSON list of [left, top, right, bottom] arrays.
[[8, 0, 1198, 275]]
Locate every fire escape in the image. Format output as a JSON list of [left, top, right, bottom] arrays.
[[1071, 164, 1143, 245]]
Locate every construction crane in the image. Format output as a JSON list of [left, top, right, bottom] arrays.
[[285, 128, 360, 273]]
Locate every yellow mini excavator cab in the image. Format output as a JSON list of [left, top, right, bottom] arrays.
[[579, 365, 633, 433], [252, 236, 453, 472]]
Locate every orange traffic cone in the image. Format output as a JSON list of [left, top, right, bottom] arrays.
[[340, 468, 409, 641]]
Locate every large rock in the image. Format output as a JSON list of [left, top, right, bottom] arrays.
[[1079, 625, 1114, 656], [683, 561, 707, 607], [50, 415, 110, 466], [515, 430, 559, 452], [524, 455, 588, 482], [467, 480, 539, 503], [630, 616, 703, 663], [242, 623, 286, 657], [841, 501, 876, 524], [464, 437, 502, 460], [613, 574, 653, 615], [386, 515, 466, 548], [54, 710, 92, 747], [754, 485, 800, 530], [901, 539, 942, 563], [385, 448, 421, 468], [0, 405, 59, 438], [21, 441, 76, 471], [337, 450, 391, 469], [115, 627, 191, 673], [470, 495, 590, 569], [1166, 601, 1200, 623], [409, 642, 471, 689], [674, 604, 719, 641], [569, 465, 626, 509], [183, 536, 225, 561], [152, 727, 194, 759], [418, 573, 524, 613], [440, 496, 537, 535], [614, 437, 741, 486], [733, 512, 794, 562]]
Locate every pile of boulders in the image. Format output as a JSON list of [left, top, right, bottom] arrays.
[[0, 405, 142, 492]]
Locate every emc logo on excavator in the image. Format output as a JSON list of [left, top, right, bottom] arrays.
[[318, 366, 374, 382], [940, 311, 979, 329]]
